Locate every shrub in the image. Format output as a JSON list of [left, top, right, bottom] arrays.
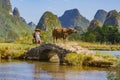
[[83, 55, 94, 65], [0, 48, 12, 59], [12, 50, 26, 59], [65, 53, 84, 66], [64, 52, 117, 67], [65, 53, 94, 66], [0, 43, 36, 59]]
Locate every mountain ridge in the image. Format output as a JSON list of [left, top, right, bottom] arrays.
[[103, 10, 120, 30], [94, 9, 107, 23], [0, 0, 32, 42], [59, 8, 90, 33], [36, 11, 62, 31]]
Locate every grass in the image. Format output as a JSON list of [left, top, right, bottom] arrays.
[[67, 41, 120, 51], [65, 53, 84, 66], [79, 41, 120, 50], [0, 40, 119, 68], [64, 52, 117, 67], [0, 43, 37, 59], [107, 59, 120, 80]]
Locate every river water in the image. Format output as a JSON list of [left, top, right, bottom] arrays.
[[0, 59, 111, 80], [95, 50, 120, 56], [0, 50, 119, 80]]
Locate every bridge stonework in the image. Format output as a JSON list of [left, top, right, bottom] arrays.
[[25, 43, 72, 64], [25, 43, 93, 64]]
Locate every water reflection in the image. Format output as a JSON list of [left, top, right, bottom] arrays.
[[0, 60, 111, 80]]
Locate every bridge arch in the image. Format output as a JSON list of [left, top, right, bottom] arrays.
[[25, 43, 71, 64], [39, 49, 60, 62]]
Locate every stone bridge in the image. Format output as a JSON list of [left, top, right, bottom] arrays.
[[25, 43, 93, 64]]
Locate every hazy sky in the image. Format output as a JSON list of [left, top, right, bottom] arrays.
[[11, 0, 120, 24]]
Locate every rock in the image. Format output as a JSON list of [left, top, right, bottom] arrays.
[[12, 7, 27, 24], [20, 17, 27, 23], [25, 43, 94, 63], [13, 7, 20, 17], [94, 9, 107, 23], [55, 43, 93, 54]]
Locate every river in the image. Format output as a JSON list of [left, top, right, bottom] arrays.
[[0, 59, 112, 80], [94, 50, 120, 56], [0, 50, 119, 80]]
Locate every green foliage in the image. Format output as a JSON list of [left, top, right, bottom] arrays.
[[0, 43, 36, 59], [65, 53, 84, 66], [36, 11, 61, 43], [0, 0, 12, 13], [0, 5, 32, 42], [40, 31, 52, 43], [81, 32, 96, 42], [12, 50, 26, 58], [78, 41, 120, 51], [65, 53, 95, 66], [107, 72, 116, 80], [84, 55, 94, 62], [68, 33, 81, 41], [15, 35, 33, 44], [116, 60, 120, 80], [83, 55, 94, 66], [95, 51, 113, 58], [97, 26, 120, 44], [64, 52, 117, 67], [107, 59, 120, 80], [95, 51, 117, 63], [81, 26, 120, 44]]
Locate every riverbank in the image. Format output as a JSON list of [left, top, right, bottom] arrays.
[[0, 42, 118, 68], [67, 41, 120, 51], [0, 43, 36, 59], [24, 43, 117, 68], [65, 52, 117, 68]]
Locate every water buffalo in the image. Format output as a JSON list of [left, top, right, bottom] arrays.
[[52, 28, 77, 43]]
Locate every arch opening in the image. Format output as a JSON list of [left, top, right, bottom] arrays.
[[39, 49, 59, 62]]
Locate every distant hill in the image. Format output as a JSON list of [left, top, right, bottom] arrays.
[[36, 11, 62, 42], [13, 7, 27, 24], [103, 10, 120, 30], [28, 22, 36, 30], [36, 11, 61, 31], [94, 9, 107, 23], [88, 9, 120, 31], [88, 19, 102, 31], [59, 9, 90, 32], [0, 0, 32, 42]]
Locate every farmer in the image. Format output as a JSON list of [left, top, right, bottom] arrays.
[[33, 29, 41, 44]]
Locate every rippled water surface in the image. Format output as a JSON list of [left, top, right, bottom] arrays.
[[0, 60, 111, 80]]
